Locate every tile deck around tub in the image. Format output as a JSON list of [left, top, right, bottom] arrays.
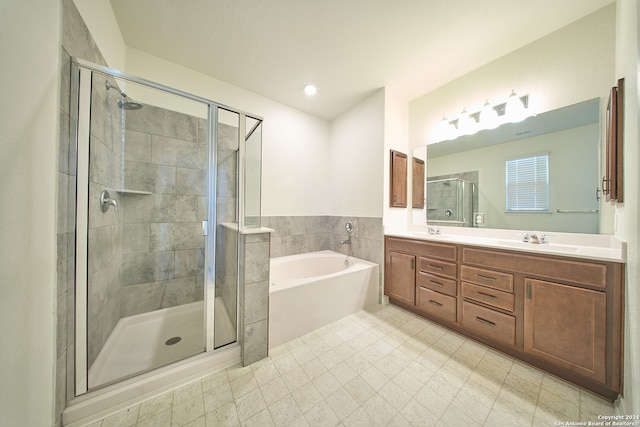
[[83, 304, 615, 427]]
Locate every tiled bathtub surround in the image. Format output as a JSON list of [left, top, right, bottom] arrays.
[[264, 216, 383, 295], [263, 216, 383, 266]]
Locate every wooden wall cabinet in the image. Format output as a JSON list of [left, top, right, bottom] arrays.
[[389, 150, 408, 207], [412, 157, 425, 208], [383, 235, 624, 400], [603, 78, 624, 202]]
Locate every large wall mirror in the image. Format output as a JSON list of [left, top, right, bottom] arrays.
[[417, 98, 602, 234]]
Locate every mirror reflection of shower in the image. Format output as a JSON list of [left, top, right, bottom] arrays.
[[426, 172, 477, 227]]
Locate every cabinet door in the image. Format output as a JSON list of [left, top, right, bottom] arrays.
[[386, 251, 415, 306], [524, 279, 606, 383], [412, 157, 425, 208], [390, 150, 408, 207]]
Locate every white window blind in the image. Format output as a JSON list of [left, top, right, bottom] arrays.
[[506, 154, 549, 211]]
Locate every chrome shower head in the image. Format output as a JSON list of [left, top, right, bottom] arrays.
[[106, 81, 143, 110], [117, 98, 143, 110]]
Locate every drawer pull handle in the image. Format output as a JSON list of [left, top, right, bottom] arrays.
[[475, 316, 496, 327], [427, 265, 443, 271], [477, 291, 497, 300], [428, 300, 443, 307], [476, 274, 496, 282], [430, 280, 444, 286]]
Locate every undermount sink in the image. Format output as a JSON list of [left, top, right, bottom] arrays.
[[495, 240, 580, 253]]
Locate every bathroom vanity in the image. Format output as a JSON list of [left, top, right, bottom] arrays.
[[384, 231, 625, 401]]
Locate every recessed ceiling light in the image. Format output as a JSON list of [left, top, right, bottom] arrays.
[[304, 84, 317, 96]]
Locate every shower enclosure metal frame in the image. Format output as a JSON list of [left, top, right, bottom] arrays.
[[71, 58, 262, 395]]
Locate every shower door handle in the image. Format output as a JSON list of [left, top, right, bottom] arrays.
[[202, 221, 209, 236]]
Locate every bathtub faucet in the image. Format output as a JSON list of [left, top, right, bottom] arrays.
[[342, 220, 354, 245]]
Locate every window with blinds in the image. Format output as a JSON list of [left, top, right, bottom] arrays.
[[505, 153, 549, 211]]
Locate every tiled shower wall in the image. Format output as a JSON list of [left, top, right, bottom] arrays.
[[118, 105, 207, 318], [263, 215, 383, 266], [86, 73, 126, 367], [58, 0, 110, 422]]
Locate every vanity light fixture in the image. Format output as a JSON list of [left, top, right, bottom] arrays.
[[431, 91, 531, 142], [304, 84, 317, 96]]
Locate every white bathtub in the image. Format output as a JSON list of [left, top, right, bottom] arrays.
[[268, 250, 379, 348]]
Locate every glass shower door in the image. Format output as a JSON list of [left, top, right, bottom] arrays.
[[77, 66, 212, 390]]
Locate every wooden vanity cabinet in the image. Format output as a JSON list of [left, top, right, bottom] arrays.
[[386, 251, 416, 306], [460, 264, 516, 347], [524, 278, 607, 383], [384, 236, 624, 400], [385, 236, 458, 319]]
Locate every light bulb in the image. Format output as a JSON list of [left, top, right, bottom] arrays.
[[457, 108, 477, 135], [432, 116, 456, 142], [506, 90, 527, 123], [479, 99, 499, 129], [304, 84, 317, 96]]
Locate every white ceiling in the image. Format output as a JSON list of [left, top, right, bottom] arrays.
[[109, 0, 614, 120]]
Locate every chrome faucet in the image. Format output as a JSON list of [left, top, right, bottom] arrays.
[[100, 190, 118, 212], [341, 220, 354, 245], [527, 233, 548, 244], [428, 226, 441, 235]]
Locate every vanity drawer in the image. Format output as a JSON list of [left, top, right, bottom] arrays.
[[417, 287, 457, 323], [461, 265, 513, 292], [420, 257, 457, 279], [417, 271, 457, 297], [462, 282, 514, 312], [385, 237, 457, 261], [462, 301, 515, 347]]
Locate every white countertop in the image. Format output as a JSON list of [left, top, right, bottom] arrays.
[[385, 225, 626, 263]]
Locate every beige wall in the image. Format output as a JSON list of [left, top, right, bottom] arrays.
[[329, 89, 385, 216], [72, 0, 126, 71], [383, 88, 411, 227], [614, 0, 639, 418], [409, 6, 616, 148], [0, 0, 60, 424], [408, 5, 617, 232]]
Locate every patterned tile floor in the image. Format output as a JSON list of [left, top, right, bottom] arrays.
[[85, 304, 615, 426]]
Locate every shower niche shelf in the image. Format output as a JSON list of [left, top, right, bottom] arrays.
[[116, 189, 152, 195]]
